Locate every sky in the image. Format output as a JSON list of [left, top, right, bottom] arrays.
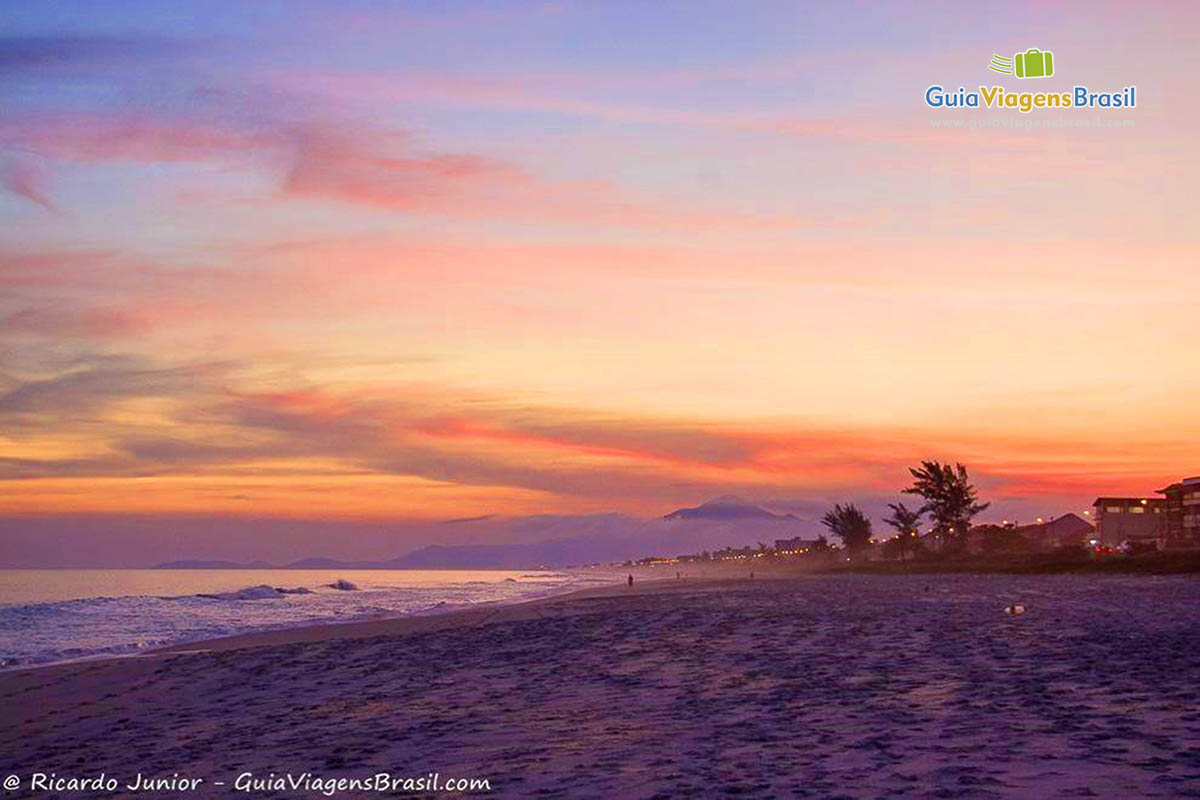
[[1, 2, 1198, 560]]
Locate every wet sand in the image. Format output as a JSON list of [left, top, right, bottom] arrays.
[[3, 574, 1199, 798]]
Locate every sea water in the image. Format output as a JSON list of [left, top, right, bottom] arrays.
[[0, 569, 611, 666]]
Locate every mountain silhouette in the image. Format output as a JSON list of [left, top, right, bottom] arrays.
[[663, 495, 797, 522], [155, 498, 814, 570]]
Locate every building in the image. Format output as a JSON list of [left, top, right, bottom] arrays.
[[1091, 497, 1165, 547], [1012, 513, 1095, 552], [1156, 476, 1200, 547]]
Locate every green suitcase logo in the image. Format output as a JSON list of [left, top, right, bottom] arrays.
[[1015, 48, 1053, 78], [988, 48, 1055, 78]]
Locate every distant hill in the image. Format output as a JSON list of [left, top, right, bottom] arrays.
[[286, 557, 363, 569], [155, 559, 273, 569], [156, 497, 817, 570], [388, 516, 808, 569], [664, 495, 798, 522]]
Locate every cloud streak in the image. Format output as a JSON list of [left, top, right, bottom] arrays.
[[1, 161, 56, 212], [2, 359, 1191, 521], [2, 102, 794, 231], [0, 35, 188, 74]]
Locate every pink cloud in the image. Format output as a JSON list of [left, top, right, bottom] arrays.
[[2, 161, 57, 213], [277, 125, 793, 231], [2, 110, 794, 231], [2, 306, 152, 339], [1, 113, 274, 165], [0, 250, 132, 289], [281, 128, 522, 211]]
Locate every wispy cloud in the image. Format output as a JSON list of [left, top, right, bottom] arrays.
[[2, 104, 795, 231], [2, 305, 152, 339], [0, 356, 224, 417], [0, 35, 188, 74], [2, 358, 1189, 519], [1, 160, 56, 212]]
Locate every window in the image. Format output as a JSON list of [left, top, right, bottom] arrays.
[[1105, 506, 1123, 513], [1130, 506, 1144, 514]]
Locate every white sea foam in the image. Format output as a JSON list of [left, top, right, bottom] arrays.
[[0, 569, 609, 667], [197, 585, 301, 600]]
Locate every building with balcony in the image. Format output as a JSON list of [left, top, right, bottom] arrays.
[[1156, 476, 1200, 547], [1091, 497, 1164, 547]]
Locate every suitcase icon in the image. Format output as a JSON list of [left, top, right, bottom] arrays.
[[1014, 48, 1054, 78]]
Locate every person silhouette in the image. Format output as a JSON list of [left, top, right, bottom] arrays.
[[627, 574, 634, 588]]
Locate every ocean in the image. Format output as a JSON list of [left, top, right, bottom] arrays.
[[0, 568, 613, 667]]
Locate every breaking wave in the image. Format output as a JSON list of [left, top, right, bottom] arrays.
[[0, 570, 598, 667]]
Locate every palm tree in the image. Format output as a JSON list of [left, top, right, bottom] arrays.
[[883, 501, 922, 563], [902, 461, 989, 551], [821, 503, 873, 558]]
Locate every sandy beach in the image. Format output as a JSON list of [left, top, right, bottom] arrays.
[[3, 574, 1199, 798]]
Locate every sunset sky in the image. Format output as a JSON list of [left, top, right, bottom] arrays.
[[1, 2, 1197, 552]]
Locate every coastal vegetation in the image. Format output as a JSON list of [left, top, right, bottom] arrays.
[[819, 503, 873, 559], [631, 459, 1199, 575], [901, 461, 990, 552], [881, 502, 922, 562]]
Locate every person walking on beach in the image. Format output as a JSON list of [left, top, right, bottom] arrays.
[[627, 574, 634, 588]]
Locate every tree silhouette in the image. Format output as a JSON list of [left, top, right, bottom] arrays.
[[883, 501, 922, 562], [902, 461, 989, 551], [820, 503, 873, 558]]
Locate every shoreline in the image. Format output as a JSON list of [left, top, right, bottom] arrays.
[[0, 575, 726, 675], [7, 555, 1195, 674], [10, 555, 1194, 674], [152, 575, 702, 655], [0, 570, 621, 674], [817, 549, 1200, 576]]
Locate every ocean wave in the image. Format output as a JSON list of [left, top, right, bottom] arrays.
[[0, 571, 593, 667], [195, 585, 315, 601]]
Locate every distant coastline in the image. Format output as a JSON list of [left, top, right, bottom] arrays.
[[819, 550, 1200, 576]]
